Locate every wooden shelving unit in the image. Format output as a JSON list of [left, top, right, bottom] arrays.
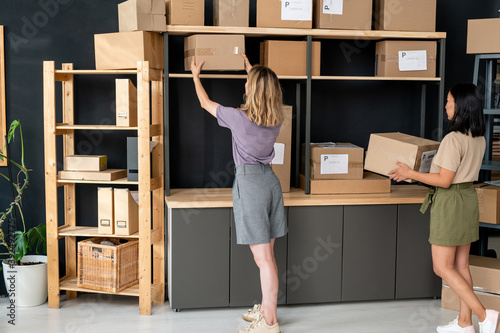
[[43, 61, 165, 315]]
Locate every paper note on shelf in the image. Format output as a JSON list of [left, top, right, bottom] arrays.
[[399, 50, 427, 71], [485, 181, 500, 186], [320, 154, 348, 174], [323, 0, 343, 15], [272, 143, 285, 165], [281, 0, 312, 21], [418, 150, 437, 173]]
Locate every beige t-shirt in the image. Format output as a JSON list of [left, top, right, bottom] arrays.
[[430, 131, 485, 184]]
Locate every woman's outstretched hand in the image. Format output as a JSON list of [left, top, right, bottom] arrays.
[[191, 56, 204, 78], [388, 162, 411, 182], [241, 53, 252, 74]]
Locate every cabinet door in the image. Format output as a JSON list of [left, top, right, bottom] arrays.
[[168, 208, 230, 309], [287, 206, 343, 304], [230, 209, 288, 307], [396, 204, 441, 299], [343, 205, 397, 302]]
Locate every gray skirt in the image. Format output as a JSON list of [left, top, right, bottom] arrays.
[[232, 164, 287, 245]]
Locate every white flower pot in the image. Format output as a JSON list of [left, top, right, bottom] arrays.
[[2, 255, 48, 307]]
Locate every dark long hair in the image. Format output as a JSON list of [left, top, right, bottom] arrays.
[[447, 83, 485, 137]]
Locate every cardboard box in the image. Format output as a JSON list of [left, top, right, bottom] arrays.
[[65, 155, 107, 172], [260, 40, 321, 76], [118, 0, 166, 32], [475, 184, 500, 224], [469, 255, 500, 294], [58, 169, 127, 181], [375, 41, 437, 77], [114, 189, 139, 236], [441, 285, 500, 313], [98, 187, 114, 235], [184, 34, 245, 71], [314, 0, 372, 30], [467, 19, 500, 54], [257, 0, 313, 29], [374, 0, 436, 32], [364, 133, 440, 183], [94, 31, 164, 70], [300, 172, 391, 195], [166, 0, 204, 26], [271, 105, 293, 193], [303, 143, 364, 180], [214, 0, 249, 27], [116, 79, 138, 127]]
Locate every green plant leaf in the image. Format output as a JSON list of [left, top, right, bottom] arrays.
[[7, 120, 20, 144], [12, 230, 27, 261], [26, 224, 46, 255]]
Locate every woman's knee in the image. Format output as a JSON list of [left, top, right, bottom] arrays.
[[433, 262, 454, 278]]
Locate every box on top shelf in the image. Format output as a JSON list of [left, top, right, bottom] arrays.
[[184, 34, 245, 71], [467, 19, 500, 54], [374, 0, 436, 32], [214, 0, 249, 27], [118, 0, 166, 32], [364, 132, 440, 183], [166, 0, 204, 26], [94, 31, 164, 70], [257, 0, 313, 29], [375, 40, 437, 77], [300, 172, 391, 195], [271, 105, 293, 193], [65, 155, 107, 172], [314, 0, 372, 30], [475, 184, 500, 224], [303, 143, 364, 180], [260, 40, 321, 76]]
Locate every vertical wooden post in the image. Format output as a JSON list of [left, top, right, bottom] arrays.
[[0, 26, 6, 167]]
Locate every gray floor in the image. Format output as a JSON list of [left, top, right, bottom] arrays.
[[0, 294, 472, 333]]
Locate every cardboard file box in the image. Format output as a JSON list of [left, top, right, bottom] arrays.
[[127, 137, 157, 181], [304, 143, 364, 180], [257, 0, 313, 29], [374, 0, 436, 32], [184, 34, 245, 71], [214, 0, 249, 27], [116, 79, 138, 127], [300, 172, 391, 195], [114, 189, 139, 236], [98, 187, 114, 235], [271, 105, 293, 193], [166, 0, 204, 26], [375, 41, 437, 78], [58, 169, 127, 181], [65, 155, 107, 171], [94, 31, 164, 70], [118, 0, 166, 32], [313, 0, 372, 30], [260, 40, 321, 76], [364, 132, 440, 183], [467, 19, 500, 54], [475, 184, 500, 224]]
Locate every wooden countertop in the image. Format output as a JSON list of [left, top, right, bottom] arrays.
[[165, 185, 428, 209]]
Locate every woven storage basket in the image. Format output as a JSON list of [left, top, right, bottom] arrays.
[[77, 238, 139, 293]]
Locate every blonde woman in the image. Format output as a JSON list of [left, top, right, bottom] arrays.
[[191, 54, 286, 333]]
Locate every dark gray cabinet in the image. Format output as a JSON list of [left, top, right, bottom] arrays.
[[230, 209, 288, 307], [396, 204, 441, 299], [342, 205, 398, 302], [287, 206, 343, 304]]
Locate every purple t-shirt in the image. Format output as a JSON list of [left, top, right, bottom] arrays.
[[217, 105, 282, 166]]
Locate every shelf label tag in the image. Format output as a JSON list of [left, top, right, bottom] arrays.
[[398, 50, 427, 71], [272, 143, 285, 165], [323, 0, 343, 15], [419, 150, 437, 173], [321, 154, 348, 174], [281, 0, 312, 21]]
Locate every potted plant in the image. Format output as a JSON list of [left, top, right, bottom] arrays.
[[0, 120, 47, 307]]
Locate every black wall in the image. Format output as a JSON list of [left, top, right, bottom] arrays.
[[0, 0, 499, 295]]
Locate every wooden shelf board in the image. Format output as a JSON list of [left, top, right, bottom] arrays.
[[57, 177, 138, 185], [56, 124, 138, 130], [165, 26, 446, 40], [169, 73, 306, 80], [55, 69, 138, 75], [58, 226, 139, 238], [312, 76, 441, 81], [59, 276, 140, 297]]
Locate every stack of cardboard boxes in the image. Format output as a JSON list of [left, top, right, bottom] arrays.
[[59, 155, 127, 181]]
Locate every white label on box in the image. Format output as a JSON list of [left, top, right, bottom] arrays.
[[272, 143, 285, 165], [399, 50, 428, 71], [320, 154, 348, 174], [281, 0, 312, 21], [323, 0, 343, 15], [233, 46, 239, 55], [419, 150, 437, 173]]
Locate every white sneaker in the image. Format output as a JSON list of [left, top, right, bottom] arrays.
[[479, 309, 500, 333], [437, 317, 475, 333], [238, 314, 280, 333], [243, 304, 261, 322]]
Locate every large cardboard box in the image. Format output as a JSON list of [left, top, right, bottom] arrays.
[[475, 184, 500, 224], [65, 155, 107, 171], [94, 31, 164, 70], [467, 19, 500, 54], [469, 255, 500, 294], [303, 143, 364, 180], [98, 187, 114, 235], [214, 0, 249, 27], [166, 0, 204, 26], [114, 189, 139, 236], [314, 0, 372, 30], [260, 40, 321, 76], [375, 41, 437, 78], [300, 172, 391, 195], [118, 0, 166, 32], [184, 34, 245, 71], [441, 285, 500, 313], [257, 0, 313, 29], [364, 133, 440, 183], [271, 105, 293, 193], [116, 79, 138, 127], [58, 169, 127, 181], [374, 0, 436, 32]]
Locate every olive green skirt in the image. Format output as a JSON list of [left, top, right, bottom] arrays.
[[421, 183, 479, 246]]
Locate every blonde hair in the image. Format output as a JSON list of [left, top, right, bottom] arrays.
[[241, 65, 284, 127]]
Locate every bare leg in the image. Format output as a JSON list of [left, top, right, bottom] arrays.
[[454, 244, 473, 327]]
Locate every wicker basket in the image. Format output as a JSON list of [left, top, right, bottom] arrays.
[[77, 238, 139, 293]]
